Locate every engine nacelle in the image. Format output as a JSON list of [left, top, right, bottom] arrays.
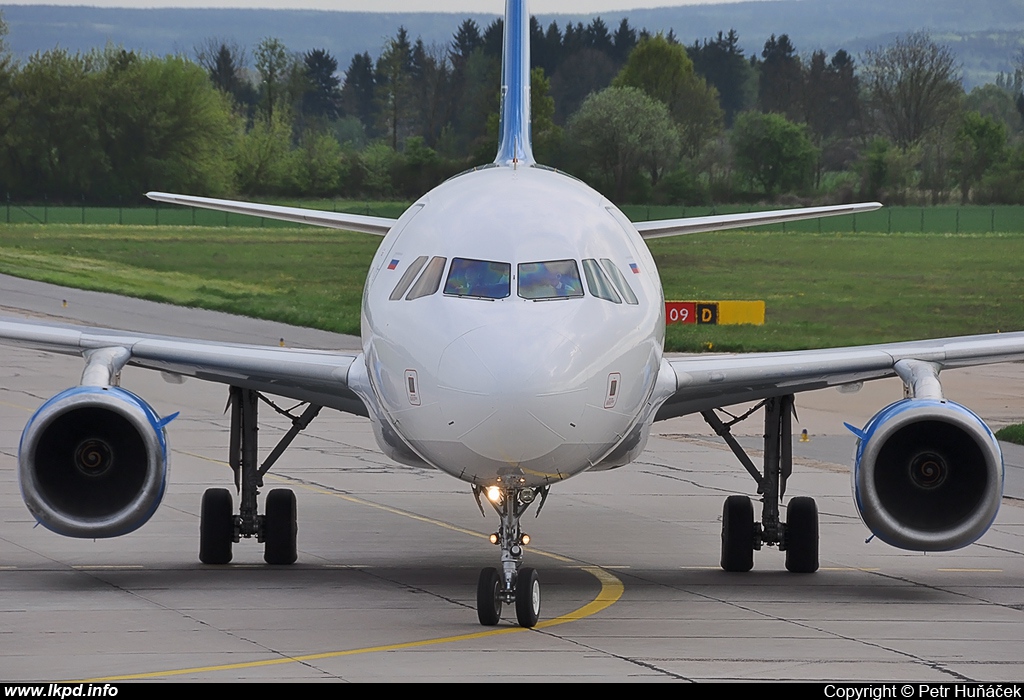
[[19, 386, 171, 538], [853, 399, 1003, 551]]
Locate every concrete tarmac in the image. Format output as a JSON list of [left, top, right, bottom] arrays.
[[1, 274, 1023, 682]]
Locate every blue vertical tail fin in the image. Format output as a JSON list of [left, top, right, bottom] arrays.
[[494, 0, 535, 167]]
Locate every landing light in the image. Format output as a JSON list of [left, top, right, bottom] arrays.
[[486, 486, 502, 503], [489, 533, 499, 545], [520, 534, 531, 546]]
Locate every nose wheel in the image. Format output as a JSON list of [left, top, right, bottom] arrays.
[[474, 484, 546, 627]]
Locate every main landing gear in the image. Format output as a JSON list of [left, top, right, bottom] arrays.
[[199, 386, 321, 566], [472, 483, 549, 627], [703, 394, 819, 574]]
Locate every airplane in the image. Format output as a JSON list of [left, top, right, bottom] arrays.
[[1, 0, 1022, 630]]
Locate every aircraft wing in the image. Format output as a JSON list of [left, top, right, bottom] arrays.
[[0, 317, 367, 416], [635, 202, 882, 240], [655, 332, 1024, 420], [146, 192, 396, 236]]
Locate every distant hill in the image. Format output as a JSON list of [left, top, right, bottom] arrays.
[[5, 1, 1023, 87]]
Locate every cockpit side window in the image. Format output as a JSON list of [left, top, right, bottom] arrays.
[[600, 258, 639, 305], [389, 256, 428, 300], [443, 258, 511, 299], [582, 259, 621, 303], [406, 256, 447, 300], [517, 260, 584, 300]]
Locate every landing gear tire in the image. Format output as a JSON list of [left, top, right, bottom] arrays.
[[200, 488, 234, 565], [263, 488, 298, 565], [477, 567, 502, 626], [721, 495, 755, 572], [785, 496, 819, 573], [515, 567, 540, 628]]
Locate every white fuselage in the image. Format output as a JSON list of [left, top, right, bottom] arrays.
[[359, 166, 665, 487]]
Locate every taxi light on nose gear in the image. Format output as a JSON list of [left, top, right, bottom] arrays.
[[486, 485, 502, 503], [520, 534, 530, 546], [489, 532, 499, 545]]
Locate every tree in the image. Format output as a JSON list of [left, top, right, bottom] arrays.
[[965, 83, 1023, 140], [689, 30, 754, 126], [254, 37, 291, 123], [861, 33, 963, 150], [613, 34, 723, 159], [568, 86, 679, 201], [0, 47, 235, 199], [550, 48, 617, 125], [610, 18, 637, 65], [302, 49, 341, 121], [731, 111, 817, 196], [826, 50, 860, 140], [450, 19, 482, 66], [0, 10, 17, 179], [234, 111, 294, 195], [375, 27, 414, 150], [530, 67, 561, 163], [2, 49, 104, 197], [584, 18, 612, 55], [410, 39, 452, 148], [951, 111, 1007, 202], [758, 34, 801, 121], [293, 131, 345, 197], [95, 50, 236, 198], [340, 52, 376, 134], [194, 38, 254, 109]]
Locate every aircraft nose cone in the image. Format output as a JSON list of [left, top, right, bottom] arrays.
[[436, 324, 587, 464]]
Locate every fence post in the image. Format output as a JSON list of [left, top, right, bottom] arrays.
[[6, 193, 9, 225], [192, 208, 196, 226], [956, 208, 959, 234], [920, 208, 924, 232], [81, 195, 85, 225], [155, 204, 159, 226], [991, 208, 995, 233], [887, 208, 891, 234], [853, 213, 857, 233], [118, 196, 122, 225], [44, 195, 48, 224]]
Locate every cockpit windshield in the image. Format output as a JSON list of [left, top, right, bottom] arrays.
[[443, 258, 511, 299], [517, 260, 584, 300]]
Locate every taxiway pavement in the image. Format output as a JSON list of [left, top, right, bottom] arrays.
[[1, 274, 1023, 682]]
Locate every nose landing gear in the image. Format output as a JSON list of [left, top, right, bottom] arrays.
[[473, 484, 547, 627]]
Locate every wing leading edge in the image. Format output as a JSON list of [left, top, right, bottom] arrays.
[[146, 192, 396, 236], [0, 317, 366, 416], [635, 202, 882, 240]]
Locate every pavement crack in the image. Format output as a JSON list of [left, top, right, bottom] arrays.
[[533, 628, 695, 681]]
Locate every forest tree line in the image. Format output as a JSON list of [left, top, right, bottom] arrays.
[[1, 10, 1023, 206]]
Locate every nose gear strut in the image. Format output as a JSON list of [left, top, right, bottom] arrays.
[[472, 484, 548, 627]]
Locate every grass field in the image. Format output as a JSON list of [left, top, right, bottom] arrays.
[[996, 424, 1024, 445], [0, 221, 1021, 353]]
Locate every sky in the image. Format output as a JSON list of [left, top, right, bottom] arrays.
[[0, 1, 764, 12]]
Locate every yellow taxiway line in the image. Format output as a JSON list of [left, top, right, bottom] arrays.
[[79, 458, 625, 681]]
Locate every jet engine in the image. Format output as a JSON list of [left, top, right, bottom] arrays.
[[19, 386, 172, 538], [852, 399, 1003, 551]]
